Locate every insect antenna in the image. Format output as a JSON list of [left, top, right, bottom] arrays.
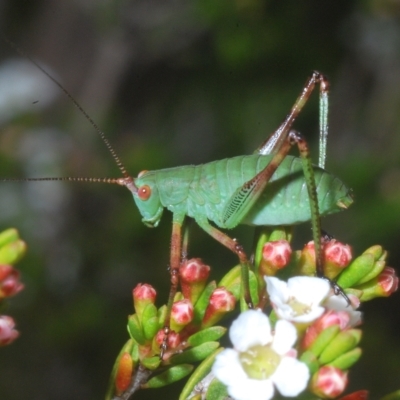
[[2, 37, 137, 191]]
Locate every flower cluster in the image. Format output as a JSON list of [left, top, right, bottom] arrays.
[[107, 228, 398, 400], [0, 228, 26, 347], [107, 258, 239, 397]]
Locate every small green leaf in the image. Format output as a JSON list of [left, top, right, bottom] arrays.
[[319, 330, 360, 365], [206, 377, 228, 400], [299, 350, 319, 374], [193, 281, 217, 325], [309, 325, 340, 357], [337, 253, 374, 288], [145, 364, 193, 388], [127, 314, 146, 345], [218, 265, 241, 297], [142, 303, 159, 340], [187, 326, 227, 347], [381, 390, 400, 400], [170, 342, 220, 365], [356, 260, 385, 285], [179, 348, 224, 400], [158, 305, 167, 327], [327, 347, 362, 370], [0, 228, 19, 247], [141, 356, 161, 370]]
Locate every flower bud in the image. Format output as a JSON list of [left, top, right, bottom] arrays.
[[259, 240, 292, 276], [155, 329, 181, 350], [0, 265, 24, 299], [324, 240, 352, 279], [357, 267, 399, 301], [298, 241, 317, 276], [298, 240, 352, 278], [170, 299, 194, 332], [115, 352, 134, 395], [132, 283, 156, 317], [201, 287, 236, 328], [179, 258, 210, 304], [0, 315, 19, 346], [311, 366, 348, 398]]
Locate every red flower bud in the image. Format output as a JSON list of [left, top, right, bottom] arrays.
[[179, 258, 210, 304], [0, 315, 19, 346], [155, 329, 181, 349], [202, 287, 236, 328], [0, 265, 24, 299], [259, 240, 292, 276], [171, 299, 194, 332], [378, 267, 398, 296], [324, 240, 352, 279], [311, 366, 348, 399], [132, 283, 156, 316]]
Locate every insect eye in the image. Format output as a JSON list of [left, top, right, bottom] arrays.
[[138, 185, 151, 201]]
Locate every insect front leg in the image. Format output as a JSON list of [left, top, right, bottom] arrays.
[[195, 217, 253, 309], [160, 214, 185, 358]]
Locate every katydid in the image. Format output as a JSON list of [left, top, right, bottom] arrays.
[[1, 45, 353, 353]]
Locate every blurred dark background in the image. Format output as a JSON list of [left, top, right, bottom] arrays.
[[0, 1, 399, 399]]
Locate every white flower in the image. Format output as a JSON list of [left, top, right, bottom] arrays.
[[324, 294, 362, 327], [212, 310, 309, 400], [265, 276, 330, 323]]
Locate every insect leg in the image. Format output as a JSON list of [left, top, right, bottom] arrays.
[[255, 71, 330, 167], [287, 130, 324, 275], [161, 216, 185, 358], [195, 217, 253, 309]]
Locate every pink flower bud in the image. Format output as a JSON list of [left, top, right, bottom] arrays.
[[0, 265, 24, 299], [171, 299, 194, 332], [155, 329, 181, 349], [324, 240, 353, 279], [0, 316, 19, 346], [132, 283, 156, 316], [303, 310, 350, 349], [179, 258, 210, 304], [311, 366, 348, 399], [358, 267, 399, 301], [115, 352, 133, 395], [298, 240, 352, 278], [202, 287, 236, 328], [378, 267, 398, 296], [259, 240, 292, 276]]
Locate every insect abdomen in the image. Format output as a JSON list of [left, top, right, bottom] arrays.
[[184, 154, 351, 227]]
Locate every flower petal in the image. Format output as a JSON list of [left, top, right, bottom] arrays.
[[212, 348, 247, 385], [271, 320, 297, 355], [229, 310, 272, 351], [228, 376, 274, 400], [287, 277, 330, 304], [272, 356, 310, 396]]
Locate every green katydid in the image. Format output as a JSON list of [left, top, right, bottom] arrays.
[[1, 45, 353, 352]]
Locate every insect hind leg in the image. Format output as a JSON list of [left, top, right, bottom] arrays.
[[195, 217, 253, 309], [255, 71, 330, 169]]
